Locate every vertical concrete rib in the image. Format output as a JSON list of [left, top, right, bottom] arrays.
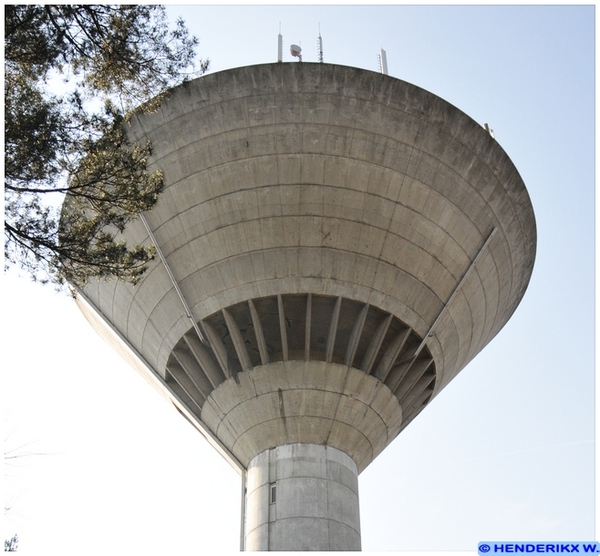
[[345, 303, 369, 367], [401, 375, 436, 419], [383, 359, 411, 394], [399, 392, 432, 431], [248, 299, 270, 366], [400, 368, 435, 408], [223, 307, 253, 371], [277, 294, 289, 362], [202, 320, 231, 378], [166, 360, 206, 410], [393, 358, 434, 400], [184, 332, 225, 388], [172, 346, 214, 397], [361, 314, 393, 374], [373, 327, 412, 382], [304, 293, 312, 361], [325, 297, 342, 363]]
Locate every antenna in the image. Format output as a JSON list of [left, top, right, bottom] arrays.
[[317, 25, 324, 63], [277, 24, 283, 63], [290, 44, 302, 62], [378, 48, 388, 75]]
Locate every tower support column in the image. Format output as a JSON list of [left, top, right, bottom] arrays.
[[244, 443, 361, 551]]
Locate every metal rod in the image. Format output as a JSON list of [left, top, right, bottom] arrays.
[[139, 213, 206, 344], [412, 227, 498, 360]]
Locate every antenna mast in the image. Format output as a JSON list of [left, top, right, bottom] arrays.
[[378, 48, 388, 75], [317, 25, 324, 63], [277, 24, 283, 62]]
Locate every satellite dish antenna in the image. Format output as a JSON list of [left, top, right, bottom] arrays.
[[290, 44, 302, 61]]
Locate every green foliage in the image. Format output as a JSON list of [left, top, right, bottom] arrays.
[[4, 534, 18, 552], [5, 5, 208, 288]]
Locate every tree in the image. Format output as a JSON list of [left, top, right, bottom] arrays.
[[4, 534, 18, 552], [5, 5, 208, 288]]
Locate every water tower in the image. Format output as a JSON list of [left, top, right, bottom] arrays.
[[70, 62, 536, 550]]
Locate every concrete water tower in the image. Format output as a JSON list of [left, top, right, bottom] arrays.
[[70, 62, 536, 550]]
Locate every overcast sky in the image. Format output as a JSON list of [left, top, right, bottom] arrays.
[[3, 4, 595, 554]]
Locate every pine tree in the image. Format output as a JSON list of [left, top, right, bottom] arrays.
[[5, 5, 208, 287], [4, 534, 18, 552]]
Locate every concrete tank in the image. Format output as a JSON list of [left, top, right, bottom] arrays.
[[71, 63, 536, 550]]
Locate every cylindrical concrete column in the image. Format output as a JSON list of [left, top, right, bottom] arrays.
[[244, 444, 361, 551]]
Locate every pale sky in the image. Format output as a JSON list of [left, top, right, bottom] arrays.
[[3, 5, 595, 554]]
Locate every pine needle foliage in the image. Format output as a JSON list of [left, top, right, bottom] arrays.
[[5, 5, 208, 287], [4, 534, 18, 552]]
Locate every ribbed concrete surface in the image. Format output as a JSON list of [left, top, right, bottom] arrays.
[[245, 444, 361, 551], [72, 62, 536, 550], [163, 293, 432, 458], [201, 361, 401, 473], [79, 63, 535, 408]]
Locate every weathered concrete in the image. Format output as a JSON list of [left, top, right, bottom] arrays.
[[201, 360, 402, 473], [245, 444, 360, 551], [70, 62, 537, 550]]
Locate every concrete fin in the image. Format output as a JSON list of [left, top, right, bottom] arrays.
[[361, 313, 393, 374], [344, 303, 369, 367], [373, 326, 412, 382], [304, 293, 312, 361], [396, 362, 435, 407], [223, 307, 253, 371], [248, 299, 270, 366], [168, 294, 437, 424], [202, 320, 231, 378], [325, 296, 342, 363], [400, 376, 435, 423], [164, 373, 202, 419], [384, 358, 411, 394], [184, 331, 226, 389], [172, 345, 215, 398], [277, 294, 289, 362], [389, 355, 430, 398], [166, 360, 206, 411]]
